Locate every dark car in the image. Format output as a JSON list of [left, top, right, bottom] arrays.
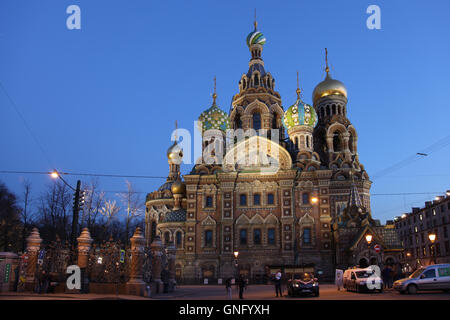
[[287, 272, 319, 297]]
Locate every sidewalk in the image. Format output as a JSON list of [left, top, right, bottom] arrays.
[[0, 287, 195, 300]]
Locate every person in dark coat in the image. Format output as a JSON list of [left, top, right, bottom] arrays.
[[225, 277, 232, 299], [274, 270, 283, 297], [236, 275, 246, 299]]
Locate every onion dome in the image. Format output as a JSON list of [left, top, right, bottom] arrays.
[[167, 141, 183, 164], [198, 84, 231, 133], [171, 173, 186, 195], [282, 88, 318, 130], [312, 73, 347, 104], [312, 48, 347, 104], [246, 29, 266, 47]]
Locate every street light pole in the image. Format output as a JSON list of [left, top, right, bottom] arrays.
[[428, 233, 437, 265]]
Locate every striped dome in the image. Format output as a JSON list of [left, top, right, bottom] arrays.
[[198, 103, 231, 133], [246, 30, 266, 47], [282, 99, 318, 131]]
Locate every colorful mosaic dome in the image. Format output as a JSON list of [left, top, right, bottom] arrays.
[[198, 103, 231, 133], [246, 29, 266, 47], [282, 98, 318, 131]]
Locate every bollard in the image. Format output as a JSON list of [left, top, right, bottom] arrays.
[[166, 242, 177, 292], [25, 228, 42, 292], [77, 228, 93, 293], [151, 235, 163, 294], [126, 227, 146, 296]]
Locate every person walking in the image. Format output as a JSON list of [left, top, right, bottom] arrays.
[[274, 270, 283, 297], [225, 277, 232, 299], [237, 275, 246, 299]]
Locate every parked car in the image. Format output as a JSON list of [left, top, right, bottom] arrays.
[[393, 263, 450, 294], [287, 272, 319, 297], [343, 268, 383, 293]]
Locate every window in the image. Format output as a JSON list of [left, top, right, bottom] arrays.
[[438, 267, 450, 277], [268, 228, 275, 245], [204, 230, 213, 247], [240, 194, 247, 206], [205, 196, 213, 208], [303, 228, 311, 245], [164, 232, 170, 244], [253, 112, 261, 131], [422, 269, 436, 279], [253, 229, 261, 245], [253, 194, 261, 206], [176, 231, 182, 248], [302, 193, 310, 205], [267, 193, 274, 205], [240, 229, 247, 245]]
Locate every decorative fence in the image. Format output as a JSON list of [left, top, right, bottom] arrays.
[[11, 227, 176, 297]]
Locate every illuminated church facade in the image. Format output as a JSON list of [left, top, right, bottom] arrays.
[[145, 21, 402, 283]]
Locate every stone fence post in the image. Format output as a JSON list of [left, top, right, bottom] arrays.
[[77, 228, 93, 293], [126, 227, 146, 296], [166, 242, 176, 292], [25, 228, 42, 292], [151, 235, 163, 294]]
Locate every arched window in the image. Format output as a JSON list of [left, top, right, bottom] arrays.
[[204, 230, 213, 247], [240, 194, 247, 206], [326, 105, 330, 116], [332, 104, 336, 115], [349, 132, 355, 153], [235, 114, 242, 129], [302, 193, 310, 205], [205, 196, 213, 208], [306, 136, 310, 148], [333, 132, 342, 151], [151, 221, 157, 242], [267, 228, 276, 245], [240, 229, 247, 245], [321, 107, 325, 118], [253, 112, 261, 131], [267, 193, 275, 205], [303, 227, 311, 245], [164, 231, 170, 244], [176, 231, 182, 248], [253, 229, 261, 245]]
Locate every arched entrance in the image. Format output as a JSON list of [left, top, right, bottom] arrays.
[[359, 258, 369, 268]]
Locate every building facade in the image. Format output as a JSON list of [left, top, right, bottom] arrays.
[[145, 22, 401, 283], [394, 192, 450, 273]]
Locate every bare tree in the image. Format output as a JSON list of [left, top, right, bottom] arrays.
[[37, 181, 72, 242], [99, 199, 120, 239], [80, 179, 105, 231], [117, 180, 144, 245], [20, 179, 35, 252]]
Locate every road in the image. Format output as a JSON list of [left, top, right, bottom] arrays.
[[1, 284, 449, 300]]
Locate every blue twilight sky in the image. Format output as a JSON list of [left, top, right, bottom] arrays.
[[1, 0, 449, 223]]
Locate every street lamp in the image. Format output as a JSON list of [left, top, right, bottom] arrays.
[[310, 197, 319, 205], [428, 233, 437, 264], [365, 234, 373, 245]]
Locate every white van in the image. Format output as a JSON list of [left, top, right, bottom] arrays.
[[343, 267, 383, 293], [393, 263, 450, 294]]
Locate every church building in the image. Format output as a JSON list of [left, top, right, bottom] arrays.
[[145, 20, 402, 283]]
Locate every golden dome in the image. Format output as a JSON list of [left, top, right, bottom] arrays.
[[171, 174, 186, 195], [312, 73, 347, 104], [167, 141, 183, 164]]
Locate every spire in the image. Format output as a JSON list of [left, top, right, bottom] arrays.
[[174, 120, 178, 142], [296, 71, 302, 100], [212, 76, 217, 105], [325, 48, 330, 78], [347, 171, 363, 208], [254, 8, 258, 30]]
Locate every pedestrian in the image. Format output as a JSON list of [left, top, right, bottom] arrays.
[[38, 270, 49, 294], [237, 275, 246, 299], [335, 269, 344, 291], [274, 270, 283, 297], [225, 277, 232, 299]]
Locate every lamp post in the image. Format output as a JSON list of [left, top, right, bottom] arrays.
[[50, 170, 82, 252], [428, 233, 437, 264], [233, 251, 239, 281], [365, 234, 375, 267]]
